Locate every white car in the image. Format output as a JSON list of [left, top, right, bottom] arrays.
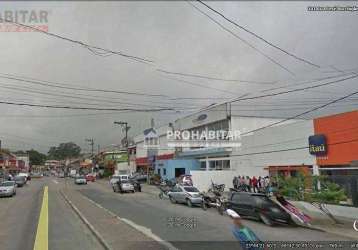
[[74, 176, 87, 185], [0, 181, 16, 197], [110, 175, 129, 186], [113, 179, 135, 193]]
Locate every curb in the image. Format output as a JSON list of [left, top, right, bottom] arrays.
[[59, 190, 112, 250], [80, 192, 178, 250]]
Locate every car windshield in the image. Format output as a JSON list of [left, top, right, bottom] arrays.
[[15, 176, 25, 181], [1, 182, 15, 187], [183, 187, 199, 192], [121, 180, 129, 184]]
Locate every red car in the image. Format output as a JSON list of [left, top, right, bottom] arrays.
[[85, 174, 96, 182]]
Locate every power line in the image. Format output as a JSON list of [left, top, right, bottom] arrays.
[[230, 73, 358, 103], [0, 100, 174, 112], [157, 68, 277, 84], [0, 17, 153, 64], [186, 1, 295, 75], [0, 73, 168, 98], [196, 0, 320, 68], [159, 75, 242, 96], [240, 89, 358, 136]]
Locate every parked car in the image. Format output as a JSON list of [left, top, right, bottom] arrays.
[[85, 174, 96, 182], [17, 172, 29, 182], [74, 176, 87, 185], [226, 192, 291, 226], [31, 172, 43, 178], [0, 181, 16, 197], [130, 173, 147, 183], [109, 175, 128, 186], [178, 175, 193, 186], [14, 176, 26, 187], [113, 179, 135, 193], [168, 185, 202, 207], [58, 172, 65, 178]]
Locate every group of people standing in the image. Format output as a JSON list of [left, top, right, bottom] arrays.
[[232, 175, 271, 193]]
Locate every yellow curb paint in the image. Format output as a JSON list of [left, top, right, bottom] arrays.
[[33, 186, 48, 250]]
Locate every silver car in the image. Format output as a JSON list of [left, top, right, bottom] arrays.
[[74, 176, 87, 185], [168, 185, 202, 207], [113, 179, 135, 193], [0, 181, 16, 197]]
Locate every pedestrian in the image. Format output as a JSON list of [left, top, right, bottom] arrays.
[[226, 209, 262, 250], [257, 176, 262, 193], [245, 176, 251, 192], [259, 177, 265, 193], [233, 176, 238, 189], [252, 176, 258, 193]]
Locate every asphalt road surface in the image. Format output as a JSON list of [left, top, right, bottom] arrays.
[[0, 177, 355, 250], [0, 177, 102, 250]]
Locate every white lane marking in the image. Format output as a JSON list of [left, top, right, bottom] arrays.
[[52, 180, 59, 184], [81, 194, 178, 250]]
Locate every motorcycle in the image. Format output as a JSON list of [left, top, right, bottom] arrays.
[[201, 181, 227, 214], [158, 180, 175, 199]]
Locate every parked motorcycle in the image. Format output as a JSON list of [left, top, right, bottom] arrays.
[[158, 180, 175, 199], [201, 181, 227, 214]]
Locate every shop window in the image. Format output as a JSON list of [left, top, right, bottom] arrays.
[[209, 161, 215, 170], [200, 162, 206, 170], [223, 160, 230, 170]]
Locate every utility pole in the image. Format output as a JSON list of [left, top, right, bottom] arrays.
[[85, 138, 94, 158], [114, 121, 130, 166]]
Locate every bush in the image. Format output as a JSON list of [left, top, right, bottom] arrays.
[[278, 174, 347, 204]]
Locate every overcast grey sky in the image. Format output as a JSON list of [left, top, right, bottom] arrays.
[[0, 1, 357, 153]]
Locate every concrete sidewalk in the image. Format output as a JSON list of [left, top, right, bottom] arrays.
[[61, 187, 169, 250], [291, 201, 358, 239]]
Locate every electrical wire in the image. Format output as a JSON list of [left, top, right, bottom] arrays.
[[0, 17, 153, 64], [196, 0, 320, 68], [0, 100, 174, 112], [240, 90, 358, 136], [186, 1, 295, 75]]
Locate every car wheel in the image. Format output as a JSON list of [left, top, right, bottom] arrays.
[[169, 196, 176, 204], [159, 192, 163, 199], [186, 199, 193, 207], [259, 213, 274, 226]]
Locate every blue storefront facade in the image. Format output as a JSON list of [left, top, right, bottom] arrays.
[[154, 159, 200, 181]]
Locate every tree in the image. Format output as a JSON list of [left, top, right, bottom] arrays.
[[47, 142, 81, 160], [27, 149, 47, 165]]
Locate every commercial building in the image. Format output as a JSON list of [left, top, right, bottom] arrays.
[[134, 125, 175, 175], [132, 103, 357, 203]]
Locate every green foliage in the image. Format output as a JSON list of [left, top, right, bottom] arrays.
[[310, 181, 347, 204], [279, 174, 347, 204], [48, 142, 81, 160], [278, 173, 305, 200], [27, 149, 47, 165]]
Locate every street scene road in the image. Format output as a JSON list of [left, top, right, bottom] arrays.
[[1, 176, 356, 250], [1, 1, 358, 250]]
